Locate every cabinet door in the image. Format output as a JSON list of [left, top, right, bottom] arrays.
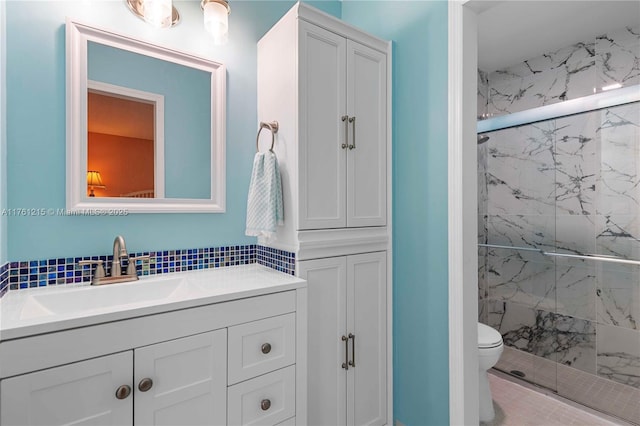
[[134, 329, 227, 426], [347, 252, 387, 426], [0, 351, 133, 426], [346, 40, 387, 227], [298, 21, 347, 230], [298, 257, 347, 426]]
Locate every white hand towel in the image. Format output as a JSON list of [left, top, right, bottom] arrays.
[[245, 151, 284, 243]]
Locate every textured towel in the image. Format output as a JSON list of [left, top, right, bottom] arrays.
[[245, 151, 284, 243]]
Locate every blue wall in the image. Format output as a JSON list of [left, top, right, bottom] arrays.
[[342, 2, 450, 425], [0, 0, 6, 265], [4, 1, 451, 423], [4, 0, 340, 260]]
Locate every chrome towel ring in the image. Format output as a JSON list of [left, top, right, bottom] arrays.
[[256, 121, 279, 152]]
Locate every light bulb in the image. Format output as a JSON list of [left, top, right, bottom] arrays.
[[144, 0, 172, 29], [203, 2, 229, 45]]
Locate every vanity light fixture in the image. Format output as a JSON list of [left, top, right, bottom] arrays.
[[87, 171, 106, 197], [126, 0, 180, 28], [201, 0, 230, 45]]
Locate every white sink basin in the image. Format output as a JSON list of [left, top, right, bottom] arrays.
[[19, 276, 190, 320]]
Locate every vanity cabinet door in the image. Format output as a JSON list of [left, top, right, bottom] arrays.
[[133, 329, 227, 426], [0, 351, 133, 426]]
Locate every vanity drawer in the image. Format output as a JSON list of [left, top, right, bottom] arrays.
[[228, 313, 296, 385], [228, 366, 295, 426]]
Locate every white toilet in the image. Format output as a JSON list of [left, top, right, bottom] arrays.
[[478, 322, 504, 422]]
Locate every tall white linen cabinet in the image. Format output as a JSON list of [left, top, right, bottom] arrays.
[[258, 3, 392, 426]]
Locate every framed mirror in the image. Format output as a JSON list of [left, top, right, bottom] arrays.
[[66, 18, 226, 213]]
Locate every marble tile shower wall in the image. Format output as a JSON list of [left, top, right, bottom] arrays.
[[484, 25, 639, 116], [478, 25, 640, 394], [0, 245, 295, 299]]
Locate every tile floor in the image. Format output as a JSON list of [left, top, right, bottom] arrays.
[[481, 372, 630, 426], [495, 346, 640, 424]]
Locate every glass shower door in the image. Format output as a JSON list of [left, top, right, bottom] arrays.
[[479, 99, 640, 424], [478, 118, 558, 392], [553, 101, 640, 423]]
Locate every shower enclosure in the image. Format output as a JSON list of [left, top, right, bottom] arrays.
[[478, 96, 640, 424]]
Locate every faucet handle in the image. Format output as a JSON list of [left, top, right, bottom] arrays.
[[126, 255, 150, 276], [78, 259, 106, 283]]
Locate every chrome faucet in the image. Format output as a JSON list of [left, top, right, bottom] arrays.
[[78, 235, 149, 285], [112, 235, 128, 276]]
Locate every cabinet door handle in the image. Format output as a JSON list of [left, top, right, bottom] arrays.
[[115, 385, 131, 400], [261, 399, 271, 411], [138, 378, 153, 392], [341, 115, 349, 149], [348, 333, 356, 367], [261, 343, 272, 354], [348, 116, 356, 150], [341, 335, 349, 370]]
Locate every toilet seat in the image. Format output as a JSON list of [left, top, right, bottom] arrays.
[[478, 322, 503, 349]]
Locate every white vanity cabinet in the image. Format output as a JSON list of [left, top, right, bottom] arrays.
[[134, 330, 228, 425], [1, 331, 227, 426], [1, 351, 134, 426], [298, 252, 387, 426], [0, 266, 307, 426]]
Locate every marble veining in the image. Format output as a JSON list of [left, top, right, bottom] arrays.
[[486, 123, 556, 216], [597, 26, 640, 90], [486, 25, 639, 116], [489, 301, 597, 374], [596, 262, 640, 330], [597, 323, 640, 388], [597, 103, 640, 216]]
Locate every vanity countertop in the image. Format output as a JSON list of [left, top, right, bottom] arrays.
[[0, 264, 305, 341]]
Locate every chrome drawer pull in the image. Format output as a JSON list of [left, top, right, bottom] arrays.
[[138, 378, 153, 392], [341, 335, 349, 370], [115, 385, 131, 400], [261, 343, 272, 354], [261, 399, 271, 411], [348, 333, 356, 367], [348, 116, 356, 150], [341, 115, 349, 149]]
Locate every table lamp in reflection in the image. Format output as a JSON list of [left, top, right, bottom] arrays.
[[87, 171, 106, 197]]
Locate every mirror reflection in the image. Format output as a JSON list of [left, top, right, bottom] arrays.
[[87, 89, 156, 198], [87, 40, 212, 200]]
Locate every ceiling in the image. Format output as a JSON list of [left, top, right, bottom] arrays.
[[88, 92, 155, 141], [473, 1, 640, 72]]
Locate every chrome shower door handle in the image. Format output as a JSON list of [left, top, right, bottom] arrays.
[[341, 335, 349, 370], [341, 115, 349, 149], [348, 116, 356, 150]]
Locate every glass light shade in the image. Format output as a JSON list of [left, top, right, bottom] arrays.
[[144, 0, 173, 29], [203, 2, 229, 45]]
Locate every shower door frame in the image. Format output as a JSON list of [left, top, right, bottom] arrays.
[[448, 2, 480, 425]]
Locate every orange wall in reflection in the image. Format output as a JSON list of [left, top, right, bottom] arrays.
[[88, 132, 154, 198]]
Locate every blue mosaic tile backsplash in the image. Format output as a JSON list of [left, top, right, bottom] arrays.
[[0, 263, 9, 298], [0, 244, 295, 297]]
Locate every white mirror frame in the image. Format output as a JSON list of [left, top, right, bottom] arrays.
[[66, 18, 226, 213]]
